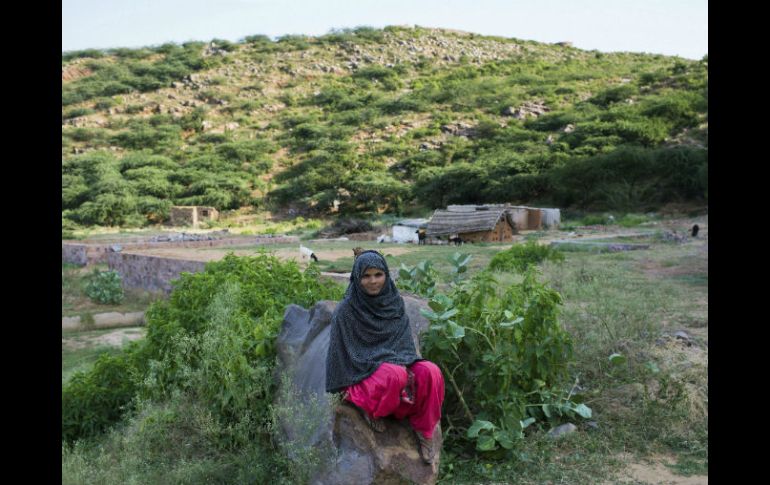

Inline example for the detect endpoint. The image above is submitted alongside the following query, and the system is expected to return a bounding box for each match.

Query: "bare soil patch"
[128,245,417,263]
[604,454,707,485]
[62,327,146,351]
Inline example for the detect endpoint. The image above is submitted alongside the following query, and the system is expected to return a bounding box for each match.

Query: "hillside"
[62,26,708,228]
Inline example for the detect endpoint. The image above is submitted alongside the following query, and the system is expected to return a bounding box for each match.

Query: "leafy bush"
[397,261,438,298]
[353,65,404,90]
[84,270,125,304]
[61,215,82,239]
[276,34,311,50]
[93,97,116,110]
[488,241,565,273]
[64,127,106,143]
[63,107,94,119]
[135,196,173,223]
[215,139,276,168]
[589,84,638,107]
[345,171,409,213]
[62,43,209,105]
[111,123,182,152]
[62,49,105,62]
[421,269,584,454]
[547,146,707,210]
[62,352,138,442]
[123,104,145,114]
[321,26,386,44]
[73,193,139,226]
[62,254,344,444]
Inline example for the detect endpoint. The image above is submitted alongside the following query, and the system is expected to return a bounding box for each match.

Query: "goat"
[299,245,318,262]
[448,235,464,246]
[691,224,700,238]
[416,229,426,245]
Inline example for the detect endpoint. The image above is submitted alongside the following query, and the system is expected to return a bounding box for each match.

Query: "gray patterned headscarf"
[325,250,421,393]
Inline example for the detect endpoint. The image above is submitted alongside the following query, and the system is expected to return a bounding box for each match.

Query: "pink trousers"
[345,361,445,439]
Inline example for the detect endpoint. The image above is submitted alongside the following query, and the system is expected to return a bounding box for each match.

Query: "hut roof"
[394,218,429,228]
[426,208,511,235]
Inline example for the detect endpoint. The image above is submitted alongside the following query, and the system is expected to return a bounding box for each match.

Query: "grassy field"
[61,216,707,484]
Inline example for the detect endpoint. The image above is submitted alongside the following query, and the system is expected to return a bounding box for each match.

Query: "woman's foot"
[415,432,435,464]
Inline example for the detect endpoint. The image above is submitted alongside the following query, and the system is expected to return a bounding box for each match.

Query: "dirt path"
[127,245,416,263]
[62,327,146,351]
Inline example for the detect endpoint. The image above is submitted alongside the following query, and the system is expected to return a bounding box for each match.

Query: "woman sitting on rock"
[325,250,445,464]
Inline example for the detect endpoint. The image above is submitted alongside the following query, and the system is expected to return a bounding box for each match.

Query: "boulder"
[275,296,440,485]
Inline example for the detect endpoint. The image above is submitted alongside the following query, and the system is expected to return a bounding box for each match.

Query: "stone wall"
[63,235,299,266]
[107,252,208,293]
[62,244,88,266]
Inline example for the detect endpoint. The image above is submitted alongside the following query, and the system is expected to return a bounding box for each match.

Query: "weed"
[84,269,125,304]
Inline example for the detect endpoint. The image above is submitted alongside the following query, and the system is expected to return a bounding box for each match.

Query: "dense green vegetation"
[62,233,708,483]
[62,42,216,106]
[62,254,343,444]
[62,27,707,230]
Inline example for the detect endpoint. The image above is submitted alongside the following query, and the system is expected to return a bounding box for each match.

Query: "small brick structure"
[170,206,219,227]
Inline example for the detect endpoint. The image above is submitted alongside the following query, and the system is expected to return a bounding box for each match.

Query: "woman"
[326,250,445,464]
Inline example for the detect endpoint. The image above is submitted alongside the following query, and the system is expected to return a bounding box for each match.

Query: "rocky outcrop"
[502,101,550,119]
[275,296,440,485]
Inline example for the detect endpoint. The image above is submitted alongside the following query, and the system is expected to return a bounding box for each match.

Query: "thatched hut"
[426,207,516,243]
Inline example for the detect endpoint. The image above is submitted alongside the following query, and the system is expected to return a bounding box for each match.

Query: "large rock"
[275,295,441,485]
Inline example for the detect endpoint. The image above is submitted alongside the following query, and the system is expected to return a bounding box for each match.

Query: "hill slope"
[62,26,708,228]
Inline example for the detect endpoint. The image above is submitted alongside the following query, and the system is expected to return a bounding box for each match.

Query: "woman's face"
[360,267,386,296]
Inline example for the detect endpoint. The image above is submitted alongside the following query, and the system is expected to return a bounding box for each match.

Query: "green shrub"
[93,97,116,110]
[243,34,273,45]
[62,254,344,445]
[64,127,106,143]
[215,139,276,167]
[210,38,238,52]
[108,47,155,59]
[84,269,125,304]
[62,49,105,62]
[123,104,144,114]
[73,193,139,226]
[353,65,404,91]
[62,215,82,239]
[111,124,182,152]
[397,261,438,298]
[276,34,311,50]
[421,269,582,454]
[62,43,208,105]
[63,107,94,119]
[488,241,565,273]
[135,196,173,223]
[62,395,293,484]
[589,84,638,107]
[139,255,343,416]
[62,352,138,442]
